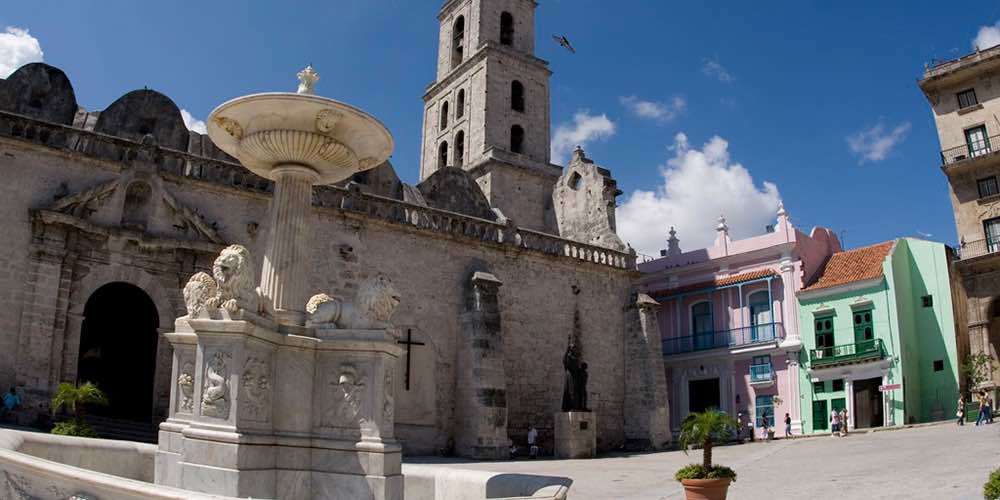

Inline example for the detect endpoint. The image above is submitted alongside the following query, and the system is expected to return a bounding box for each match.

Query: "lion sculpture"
[307,275,400,330]
[183,272,218,318]
[182,244,259,317]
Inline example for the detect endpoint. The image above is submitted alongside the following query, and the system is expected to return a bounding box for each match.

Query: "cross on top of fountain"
[297,65,319,95]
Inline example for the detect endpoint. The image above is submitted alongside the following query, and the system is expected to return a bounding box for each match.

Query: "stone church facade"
[0,0,670,457]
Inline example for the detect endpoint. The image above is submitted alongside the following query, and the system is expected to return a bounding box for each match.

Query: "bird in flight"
[552,34,576,54]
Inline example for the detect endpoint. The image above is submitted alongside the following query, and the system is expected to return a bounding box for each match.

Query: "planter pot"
[680,478,732,500]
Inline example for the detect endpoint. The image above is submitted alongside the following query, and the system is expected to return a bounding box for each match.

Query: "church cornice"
[423,43,551,101]
[465,147,562,180]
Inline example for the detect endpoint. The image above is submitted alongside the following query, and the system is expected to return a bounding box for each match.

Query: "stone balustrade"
[0,110,637,271]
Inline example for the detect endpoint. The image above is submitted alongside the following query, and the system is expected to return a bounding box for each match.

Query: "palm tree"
[51,382,108,422]
[678,410,738,469]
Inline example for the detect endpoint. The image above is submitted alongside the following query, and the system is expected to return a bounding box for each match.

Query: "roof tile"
[802,241,895,292]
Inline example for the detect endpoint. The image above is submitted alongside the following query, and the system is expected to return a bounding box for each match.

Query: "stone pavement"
[408,423,1000,499]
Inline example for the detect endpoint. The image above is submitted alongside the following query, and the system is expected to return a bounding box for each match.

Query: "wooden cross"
[396,328,425,391]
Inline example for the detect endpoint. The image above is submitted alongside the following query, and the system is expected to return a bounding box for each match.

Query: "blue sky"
[2,1,999,256]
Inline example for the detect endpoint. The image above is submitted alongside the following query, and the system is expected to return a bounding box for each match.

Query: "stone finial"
[666,226,681,256]
[297,65,319,95]
[572,145,586,163]
[716,215,728,234]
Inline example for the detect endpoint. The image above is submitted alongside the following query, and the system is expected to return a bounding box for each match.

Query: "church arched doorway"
[77,282,160,421]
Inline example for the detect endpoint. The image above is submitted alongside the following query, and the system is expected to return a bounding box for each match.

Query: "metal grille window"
[978,176,999,198]
[967,126,992,158]
[958,88,979,109]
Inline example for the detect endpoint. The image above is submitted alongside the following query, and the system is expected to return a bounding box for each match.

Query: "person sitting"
[1,386,21,420]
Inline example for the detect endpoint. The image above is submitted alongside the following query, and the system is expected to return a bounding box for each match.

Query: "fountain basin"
[208,93,393,185]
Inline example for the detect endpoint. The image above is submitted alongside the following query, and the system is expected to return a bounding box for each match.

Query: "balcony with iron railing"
[808,339,887,368]
[661,323,785,356]
[941,134,999,167]
[956,237,1000,261]
[749,363,775,387]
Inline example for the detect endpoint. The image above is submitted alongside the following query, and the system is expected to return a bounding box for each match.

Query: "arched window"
[456,89,466,119]
[511,80,525,112]
[510,125,525,154]
[455,131,465,166]
[500,12,515,46]
[452,16,465,69]
[438,141,449,170]
[440,101,449,130]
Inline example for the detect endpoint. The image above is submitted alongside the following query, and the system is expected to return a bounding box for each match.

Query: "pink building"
[637,204,840,435]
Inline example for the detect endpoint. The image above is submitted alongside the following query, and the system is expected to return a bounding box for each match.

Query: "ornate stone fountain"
[154,67,404,499]
[207,65,393,327]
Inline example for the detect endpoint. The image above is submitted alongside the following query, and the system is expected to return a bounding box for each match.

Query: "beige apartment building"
[919,43,1000,390]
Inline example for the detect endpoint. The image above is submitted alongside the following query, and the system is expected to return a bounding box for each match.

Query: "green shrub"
[674,464,737,482]
[51,420,99,438]
[985,468,1000,500]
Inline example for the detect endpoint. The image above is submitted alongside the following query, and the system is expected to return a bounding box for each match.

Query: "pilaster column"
[845,378,854,431]
[259,165,319,326]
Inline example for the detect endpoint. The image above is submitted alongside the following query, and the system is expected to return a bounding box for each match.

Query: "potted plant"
[50,382,108,438]
[675,410,738,500]
[986,467,1000,500]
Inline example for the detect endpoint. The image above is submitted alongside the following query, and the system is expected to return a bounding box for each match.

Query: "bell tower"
[420,0,561,231]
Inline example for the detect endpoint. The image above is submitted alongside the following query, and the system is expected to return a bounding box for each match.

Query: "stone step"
[78,415,159,443]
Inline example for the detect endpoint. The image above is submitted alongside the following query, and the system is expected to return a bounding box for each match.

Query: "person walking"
[976,391,988,426]
[830,408,840,437]
[987,395,995,425]
[957,394,966,426]
[527,425,539,458]
[736,412,744,442]
[784,413,793,439]
[839,408,849,437]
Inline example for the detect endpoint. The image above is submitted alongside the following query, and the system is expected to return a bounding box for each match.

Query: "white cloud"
[846,121,911,164]
[617,133,781,256]
[0,27,43,78]
[181,109,207,134]
[973,21,1000,51]
[551,110,616,165]
[619,95,686,123]
[701,58,733,83]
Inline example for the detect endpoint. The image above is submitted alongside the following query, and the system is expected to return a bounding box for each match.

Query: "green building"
[795,238,959,434]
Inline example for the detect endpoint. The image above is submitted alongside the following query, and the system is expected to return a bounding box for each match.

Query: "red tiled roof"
[802,241,895,292]
[650,269,777,298]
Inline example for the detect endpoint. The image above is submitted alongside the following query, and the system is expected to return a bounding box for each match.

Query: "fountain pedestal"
[156,317,403,499]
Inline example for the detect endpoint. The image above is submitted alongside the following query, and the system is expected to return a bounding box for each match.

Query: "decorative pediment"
[35,172,225,251]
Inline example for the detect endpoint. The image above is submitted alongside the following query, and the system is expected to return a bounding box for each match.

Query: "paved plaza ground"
[411,422,1000,499]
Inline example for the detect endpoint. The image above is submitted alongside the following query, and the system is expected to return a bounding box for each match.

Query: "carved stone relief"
[383,366,394,428]
[177,360,195,414]
[323,363,367,429]
[201,350,231,419]
[241,355,272,423]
